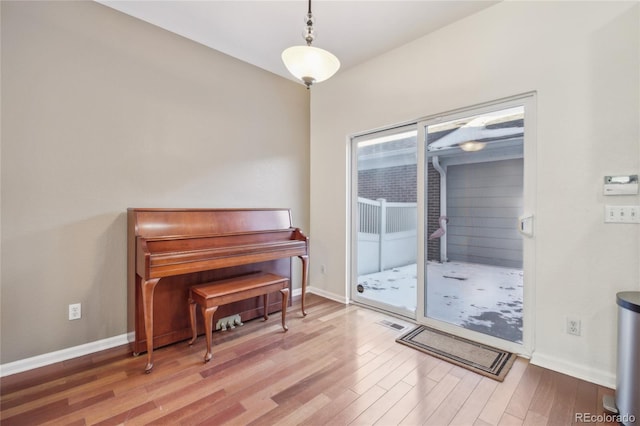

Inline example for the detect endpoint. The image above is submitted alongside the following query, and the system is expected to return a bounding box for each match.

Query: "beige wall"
[310,1,639,387]
[1,1,309,364]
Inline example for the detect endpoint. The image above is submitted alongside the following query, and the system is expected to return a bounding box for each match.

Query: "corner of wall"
[307,286,349,305]
[530,351,616,389]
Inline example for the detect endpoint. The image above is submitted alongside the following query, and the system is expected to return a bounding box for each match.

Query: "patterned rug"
[396,325,516,381]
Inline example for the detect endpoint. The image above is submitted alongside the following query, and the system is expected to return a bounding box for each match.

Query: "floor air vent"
[377,319,409,331]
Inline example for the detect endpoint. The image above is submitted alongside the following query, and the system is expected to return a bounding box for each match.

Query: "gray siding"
[446,159,523,268]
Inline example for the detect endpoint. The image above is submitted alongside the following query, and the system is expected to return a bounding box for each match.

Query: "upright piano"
[127,208,309,372]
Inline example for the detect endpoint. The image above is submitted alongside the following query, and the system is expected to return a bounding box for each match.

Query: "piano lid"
[128,208,294,239]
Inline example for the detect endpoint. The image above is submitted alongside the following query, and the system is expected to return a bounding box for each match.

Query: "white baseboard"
[0,334,131,378]
[306,286,349,304]
[530,351,616,389]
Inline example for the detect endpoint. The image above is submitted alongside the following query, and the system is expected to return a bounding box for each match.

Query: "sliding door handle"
[518,214,534,237]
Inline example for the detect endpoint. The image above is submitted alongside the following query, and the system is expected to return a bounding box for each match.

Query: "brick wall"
[426,163,441,262]
[358,164,417,203]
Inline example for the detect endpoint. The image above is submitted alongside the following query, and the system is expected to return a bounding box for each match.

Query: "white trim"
[531,351,615,389]
[0,334,131,378]
[307,286,349,304]
[416,122,426,326]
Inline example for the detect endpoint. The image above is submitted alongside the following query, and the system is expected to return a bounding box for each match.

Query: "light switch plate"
[605,205,640,223]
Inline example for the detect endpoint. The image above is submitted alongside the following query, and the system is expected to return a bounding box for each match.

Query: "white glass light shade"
[459,141,487,152]
[282,45,340,86]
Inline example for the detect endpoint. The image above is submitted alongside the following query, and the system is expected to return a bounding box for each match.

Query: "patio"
[357,261,524,343]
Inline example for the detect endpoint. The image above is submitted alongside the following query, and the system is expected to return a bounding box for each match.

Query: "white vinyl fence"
[357,197,417,275]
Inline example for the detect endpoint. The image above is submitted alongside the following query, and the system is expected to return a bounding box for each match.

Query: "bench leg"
[280,288,289,332]
[188,297,197,346]
[202,305,218,363]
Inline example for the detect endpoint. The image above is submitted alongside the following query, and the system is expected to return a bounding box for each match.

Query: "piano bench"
[188,272,290,363]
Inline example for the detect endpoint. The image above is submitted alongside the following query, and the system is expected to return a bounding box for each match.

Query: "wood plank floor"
[1,294,617,425]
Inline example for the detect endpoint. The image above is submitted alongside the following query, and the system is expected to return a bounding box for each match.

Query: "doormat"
[396,325,516,381]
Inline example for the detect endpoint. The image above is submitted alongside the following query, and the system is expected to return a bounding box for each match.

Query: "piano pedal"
[216,314,243,332]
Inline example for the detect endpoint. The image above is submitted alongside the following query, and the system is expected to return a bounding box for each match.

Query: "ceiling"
[98,1,499,85]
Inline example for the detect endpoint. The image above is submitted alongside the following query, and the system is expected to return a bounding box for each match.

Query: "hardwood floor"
[1,294,616,425]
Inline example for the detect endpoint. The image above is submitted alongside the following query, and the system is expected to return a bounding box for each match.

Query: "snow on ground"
[357,261,524,343]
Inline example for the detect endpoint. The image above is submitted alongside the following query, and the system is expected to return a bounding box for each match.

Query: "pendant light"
[282,0,340,88]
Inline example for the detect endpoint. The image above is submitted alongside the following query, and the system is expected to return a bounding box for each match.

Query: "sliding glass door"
[351,94,535,354]
[419,96,535,354]
[351,125,418,318]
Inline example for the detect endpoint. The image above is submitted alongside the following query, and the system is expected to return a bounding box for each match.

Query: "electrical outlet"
[69,303,81,320]
[567,317,581,336]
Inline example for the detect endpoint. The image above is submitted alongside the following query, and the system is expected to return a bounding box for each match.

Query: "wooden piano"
[127,208,309,372]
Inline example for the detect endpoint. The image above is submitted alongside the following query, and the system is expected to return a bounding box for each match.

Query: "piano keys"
[127,208,309,372]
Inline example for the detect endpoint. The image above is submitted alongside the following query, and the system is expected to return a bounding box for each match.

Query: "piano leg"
[141,278,160,373]
[280,288,289,331]
[298,255,309,316]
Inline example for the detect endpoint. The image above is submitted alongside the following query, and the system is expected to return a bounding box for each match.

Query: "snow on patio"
[357,261,524,343]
